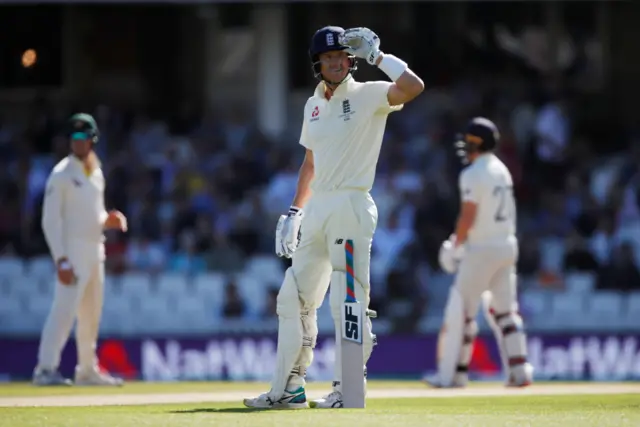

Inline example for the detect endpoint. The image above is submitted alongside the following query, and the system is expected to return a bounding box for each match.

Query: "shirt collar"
[68,155,84,170]
[474,153,494,165]
[314,75,355,99]
[68,154,101,174]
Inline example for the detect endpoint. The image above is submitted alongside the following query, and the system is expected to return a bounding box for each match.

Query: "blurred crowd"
[1,49,639,326]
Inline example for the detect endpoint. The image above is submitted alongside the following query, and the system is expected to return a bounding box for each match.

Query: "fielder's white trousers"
[36,240,105,373]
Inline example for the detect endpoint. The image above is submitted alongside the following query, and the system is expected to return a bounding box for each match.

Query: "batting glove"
[438,235,465,274]
[275,206,304,258]
[339,27,382,65]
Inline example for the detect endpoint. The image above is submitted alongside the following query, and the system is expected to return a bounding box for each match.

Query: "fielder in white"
[429,117,533,388]
[243,26,423,409]
[32,113,128,386]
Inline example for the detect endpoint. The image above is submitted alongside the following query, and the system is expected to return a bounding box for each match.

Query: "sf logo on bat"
[342,302,363,344]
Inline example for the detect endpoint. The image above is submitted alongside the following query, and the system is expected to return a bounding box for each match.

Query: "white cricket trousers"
[293,189,378,317]
[36,239,105,373]
[279,188,378,393]
[454,238,519,318]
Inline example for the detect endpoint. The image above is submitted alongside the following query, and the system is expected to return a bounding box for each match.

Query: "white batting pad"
[269,269,304,400]
[437,286,465,387]
[481,291,509,376]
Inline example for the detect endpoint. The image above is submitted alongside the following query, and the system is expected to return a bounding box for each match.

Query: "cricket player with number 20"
[428,118,533,388]
[243,26,423,409]
[32,113,127,386]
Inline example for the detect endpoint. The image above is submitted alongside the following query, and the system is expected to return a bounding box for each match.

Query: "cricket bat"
[341,239,366,408]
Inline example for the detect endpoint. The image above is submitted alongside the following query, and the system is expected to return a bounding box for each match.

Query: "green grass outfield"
[0,381,638,427]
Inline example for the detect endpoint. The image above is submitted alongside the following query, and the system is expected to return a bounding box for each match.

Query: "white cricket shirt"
[299,76,403,192]
[459,153,516,245]
[41,155,108,262]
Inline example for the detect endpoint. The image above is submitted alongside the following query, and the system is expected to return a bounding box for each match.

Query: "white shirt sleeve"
[41,171,67,262]
[299,117,311,149]
[362,81,404,114]
[459,168,481,204]
[98,171,108,226]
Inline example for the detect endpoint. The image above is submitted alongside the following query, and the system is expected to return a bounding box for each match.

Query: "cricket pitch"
[0,381,638,407]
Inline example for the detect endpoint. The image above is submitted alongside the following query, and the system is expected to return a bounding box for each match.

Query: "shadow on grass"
[169,408,271,414]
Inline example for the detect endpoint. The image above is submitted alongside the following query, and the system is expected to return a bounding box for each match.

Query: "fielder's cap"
[68,113,99,141]
[71,132,89,140]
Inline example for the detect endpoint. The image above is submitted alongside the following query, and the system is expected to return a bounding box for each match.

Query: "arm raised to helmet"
[375,54,424,106]
[340,27,424,106]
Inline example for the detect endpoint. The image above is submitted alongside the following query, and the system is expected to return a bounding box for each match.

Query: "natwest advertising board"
[1,334,640,382]
[527,335,640,381]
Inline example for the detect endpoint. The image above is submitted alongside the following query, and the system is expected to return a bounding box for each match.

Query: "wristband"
[377,54,408,82]
[288,206,302,216]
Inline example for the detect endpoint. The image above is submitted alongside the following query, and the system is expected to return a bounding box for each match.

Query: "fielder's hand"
[340,27,382,65]
[438,235,465,274]
[56,258,77,286]
[275,207,304,258]
[104,210,128,232]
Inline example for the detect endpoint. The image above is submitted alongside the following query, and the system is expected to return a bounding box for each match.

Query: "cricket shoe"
[506,363,534,388]
[309,391,343,408]
[74,367,124,386]
[243,387,309,409]
[32,369,72,386]
[422,374,466,388]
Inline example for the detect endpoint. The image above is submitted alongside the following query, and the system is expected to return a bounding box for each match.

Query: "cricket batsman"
[243,26,423,409]
[427,117,533,388]
[32,113,127,386]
